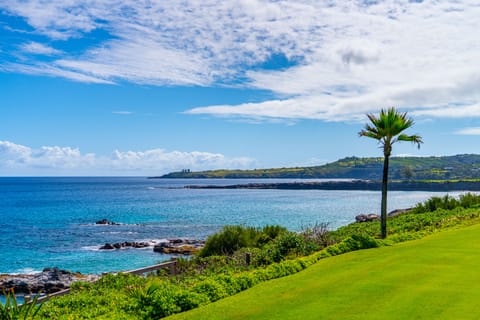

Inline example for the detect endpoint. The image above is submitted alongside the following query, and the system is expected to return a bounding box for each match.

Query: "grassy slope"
[168,224,480,320]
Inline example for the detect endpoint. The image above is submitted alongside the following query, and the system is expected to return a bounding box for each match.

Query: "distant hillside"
[156,154,480,180]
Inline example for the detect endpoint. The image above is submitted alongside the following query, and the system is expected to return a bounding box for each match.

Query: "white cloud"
[110,149,254,173]
[0,141,95,171]
[1,1,480,121]
[21,41,61,55]
[455,127,480,136]
[412,103,480,119]
[0,62,114,84]
[0,141,256,176]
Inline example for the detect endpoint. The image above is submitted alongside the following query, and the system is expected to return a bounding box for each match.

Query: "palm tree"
[359,107,423,238]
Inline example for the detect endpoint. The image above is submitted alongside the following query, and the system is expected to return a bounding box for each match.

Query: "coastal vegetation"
[157,154,480,181]
[168,223,480,320]
[359,107,423,238]
[23,193,480,319]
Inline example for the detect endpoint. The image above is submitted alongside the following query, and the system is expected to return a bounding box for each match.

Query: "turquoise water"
[0,177,460,275]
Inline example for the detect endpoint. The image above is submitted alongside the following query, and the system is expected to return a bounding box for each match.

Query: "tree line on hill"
[158,154,480,181]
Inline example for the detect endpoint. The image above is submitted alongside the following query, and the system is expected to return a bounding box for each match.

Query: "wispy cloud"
[21,41,61,55]
[0,140,256,176]
[1,1,479,121]
[455,127,480,136]
[412,103,480,119]
[0,62,114,84]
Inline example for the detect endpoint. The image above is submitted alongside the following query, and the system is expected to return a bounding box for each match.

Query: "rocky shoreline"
[184,180,480,191]
[0,268,99,295]
[1,216,206,295]
[95,220,205,254]
[0,237,205,295]
[98,238,205,255]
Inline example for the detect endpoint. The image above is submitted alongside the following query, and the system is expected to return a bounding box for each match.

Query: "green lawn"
[167,224,480,319]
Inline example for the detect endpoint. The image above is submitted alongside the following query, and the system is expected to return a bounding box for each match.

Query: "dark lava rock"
[153,239,205,255]
[95,219,120,225]
[99,241,151,250]
[355,214,380,223]
[0,268,98,294]
[388,208,413,217]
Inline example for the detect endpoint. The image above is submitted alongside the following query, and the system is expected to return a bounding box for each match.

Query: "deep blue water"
[0,177,461,275]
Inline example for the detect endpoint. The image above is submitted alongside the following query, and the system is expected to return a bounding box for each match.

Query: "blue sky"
[1,1,480,176]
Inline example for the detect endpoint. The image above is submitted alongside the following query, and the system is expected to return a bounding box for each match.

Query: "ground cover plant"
[31,193,480,319]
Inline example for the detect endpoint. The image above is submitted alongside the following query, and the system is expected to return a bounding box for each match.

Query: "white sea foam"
[99,231,139,235]
[8,268,42,275]
[82,245,101,251]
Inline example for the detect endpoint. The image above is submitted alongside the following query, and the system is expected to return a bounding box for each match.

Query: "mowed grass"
[167,224,480,320]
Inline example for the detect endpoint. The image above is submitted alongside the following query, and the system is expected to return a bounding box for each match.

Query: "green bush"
[413,193,480,214]
[234,272,259,291]
[192,278,228,302]
[258,225,288,245]
[199,225,264,257]
[199,225,291,258]
[173,290,208,312]
[327,234,379,256]
[129,280,180,319]
[459,193,480,208]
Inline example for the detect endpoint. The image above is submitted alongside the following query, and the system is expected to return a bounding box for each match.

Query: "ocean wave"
[99,231,139,235]
[79,223,145,227]
[8,268,42,275]
[81,245,102,251]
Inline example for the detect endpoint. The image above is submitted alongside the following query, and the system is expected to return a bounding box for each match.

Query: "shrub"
[412,193,480,213]
[199,225,290,257]
[129,280,180,319]
[192,278,228,302]
[301,222,333,248]
[174,290,208,312]
[276,232,308,256]
[234,272,259,290]
[258,225,288,245]
[327,234,378,256]
[421,195,457,212]
[459,193,480,208]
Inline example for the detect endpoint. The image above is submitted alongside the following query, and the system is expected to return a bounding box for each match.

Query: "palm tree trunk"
[381,155,389,239]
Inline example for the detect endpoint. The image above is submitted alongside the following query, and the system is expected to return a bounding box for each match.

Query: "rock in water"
[99,241,151,250]
[95,219,120,225]
[153,239,205,255]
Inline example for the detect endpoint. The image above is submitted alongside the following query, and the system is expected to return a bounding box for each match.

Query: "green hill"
[167,223,480,320]
[158,154,480,180]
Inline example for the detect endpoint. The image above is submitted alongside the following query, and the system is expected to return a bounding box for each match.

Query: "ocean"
[0,177,461,275]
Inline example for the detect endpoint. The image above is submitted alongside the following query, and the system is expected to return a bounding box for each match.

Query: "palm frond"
[359,107,423,151]
[397,134,423,148]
